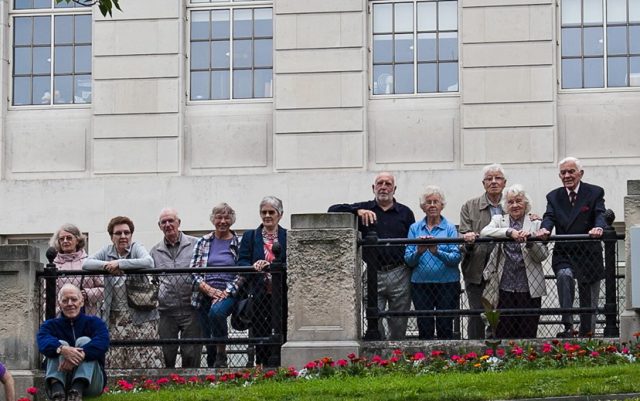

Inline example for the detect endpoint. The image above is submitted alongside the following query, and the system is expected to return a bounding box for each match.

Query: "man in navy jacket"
[538,157,606,337]
[38,283,110,401]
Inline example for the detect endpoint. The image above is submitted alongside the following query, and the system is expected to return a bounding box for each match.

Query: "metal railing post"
[268,245,285,367]
[44,247,58,320]
[362,231,382,340]
[602,209,619,337]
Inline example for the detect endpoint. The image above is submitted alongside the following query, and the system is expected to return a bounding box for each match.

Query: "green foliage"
[55,0,121,17]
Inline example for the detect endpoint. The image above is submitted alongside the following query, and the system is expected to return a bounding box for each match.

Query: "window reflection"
[584,57,604,87]
[608,57,628,86]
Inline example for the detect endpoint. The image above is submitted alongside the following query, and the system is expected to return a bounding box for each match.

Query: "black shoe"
[67,389,83,401]
[51,392,65,401]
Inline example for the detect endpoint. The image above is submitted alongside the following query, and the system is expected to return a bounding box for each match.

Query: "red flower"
[264,370,277,379]
[371,355,382,363]
[431,350,444,358]
[465,352,478,360]
[497,349,505,357]
[304,361,317,369]
[336,359,348,367]
[390,356,399,363]
[347,353,357,360]
[484,349,493,356]
[413,352,426,360]
[27,387,38,395]
[392,349,403,356]
[590,351,600,357]
[156,377,170,385]
[17,398,30,401]
[542,343,553,353]
[188,376,200,383]
[205,375,216,383]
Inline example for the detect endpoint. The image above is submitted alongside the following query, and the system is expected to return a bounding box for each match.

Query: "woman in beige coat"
[481,184,548,338]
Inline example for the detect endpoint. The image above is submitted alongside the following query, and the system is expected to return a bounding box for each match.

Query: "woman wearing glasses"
[83,216,160,368]
[50,224,104,316]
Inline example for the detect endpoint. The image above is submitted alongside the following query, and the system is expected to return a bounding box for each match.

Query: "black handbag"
[125,274,159,311]
[231,294,253,331]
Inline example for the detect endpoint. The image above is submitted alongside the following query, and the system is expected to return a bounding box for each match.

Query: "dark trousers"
[496,290,541,339]
[412,282,460,340]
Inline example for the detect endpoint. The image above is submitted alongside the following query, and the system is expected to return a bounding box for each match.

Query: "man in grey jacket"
[150,208,201,368]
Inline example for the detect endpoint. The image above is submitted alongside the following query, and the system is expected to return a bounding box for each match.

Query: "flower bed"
[100,334,640,395]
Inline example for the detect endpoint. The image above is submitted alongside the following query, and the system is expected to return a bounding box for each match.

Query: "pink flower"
[390,356,399,363]
[156,377,170,385]
[371,355,382,363]
[305,361,318,369]
[512,347,523,356]
[622,347,630,354]
[413,352,426,360]
[590,351,600,358]
[484,349,493,356]
[205,375,216,383]
[17,398,30,401]
[26,387,38,395]
[431,350,444,357]
[465,352,478,359]
[188,376,200,383]
[336,359,348,367]
[347,353,357,360]
[497,349,505,357]
[451,355,461,362]
[542,343,553,353]
[392,349,403,356]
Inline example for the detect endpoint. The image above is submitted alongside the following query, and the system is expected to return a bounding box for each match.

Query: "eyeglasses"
[159,218,176,225]
[260,210,278,216]
[483,176,505,183]
[58,235,75,243]
[560,169,577,175]
[112,231,132,237]
[423,200,441,206]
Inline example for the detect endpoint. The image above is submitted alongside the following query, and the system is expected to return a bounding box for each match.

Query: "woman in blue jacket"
[238,196,287,367]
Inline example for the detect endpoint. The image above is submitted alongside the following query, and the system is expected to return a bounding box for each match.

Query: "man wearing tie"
[538,157,606,337]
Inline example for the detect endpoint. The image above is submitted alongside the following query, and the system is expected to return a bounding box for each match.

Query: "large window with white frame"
[371,0,458,95]
[561,0,640,88]
[11,0,92,106]
[188,0,273,101]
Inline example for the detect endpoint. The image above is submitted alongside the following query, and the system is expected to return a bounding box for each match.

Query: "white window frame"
[186,0,274,104]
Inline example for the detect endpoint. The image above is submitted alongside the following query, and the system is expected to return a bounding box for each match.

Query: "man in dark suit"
[538,157,606,337]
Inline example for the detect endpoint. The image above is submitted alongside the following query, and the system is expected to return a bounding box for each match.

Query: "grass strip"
[99,364,640,401]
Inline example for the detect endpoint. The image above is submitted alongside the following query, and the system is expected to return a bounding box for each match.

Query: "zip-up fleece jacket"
[37,312,110,385]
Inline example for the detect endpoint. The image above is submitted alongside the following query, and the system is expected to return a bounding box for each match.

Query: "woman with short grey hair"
[481,184,548,338]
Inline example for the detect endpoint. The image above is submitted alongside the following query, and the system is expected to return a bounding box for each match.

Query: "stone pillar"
[0,245,43,401]
[621,180,640,342]
[281,213,361,368]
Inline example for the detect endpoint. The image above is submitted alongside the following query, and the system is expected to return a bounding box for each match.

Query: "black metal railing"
[360,225,624,341]
[37,262,286,369]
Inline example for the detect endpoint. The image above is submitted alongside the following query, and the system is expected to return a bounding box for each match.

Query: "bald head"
[158,207,182,243]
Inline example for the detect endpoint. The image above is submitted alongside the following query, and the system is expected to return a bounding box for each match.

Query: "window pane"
[254,8,272,37]
[191,71,210,100]
[54,45,73,74]
[630,56,640,86]
[233,39,252,68]
[373,64,393,94]
[607,26,628,55]
[584,0,603,23]
[191,41,210,69]
[233,9,252,38]
[439,1,458,30]
[608,56,628,86]
[373,34,393,63]
[584,57,604,87]
[394,2,413,32]
[562,58,582,88]
[75,45,91,73]
[34,16,51,45]
[394,63,413,94]
[233,69,252,98]
[54,75,73,104]
[439,62,458,91]
[417,32,436,61]
[33,47,51,74]
[75,15,91,43]
[417,63,437,92]
[33,75,50,104]
[562,27,582,57]
[394,33,413,63]
[75,74,91,103]
[631,0,640,22]
[13,77,31,105]
[55,15,73,45]
[212,70,230,99]
[14,17,32,46]
[630,26,640,53]
[14,47,32,75]
[373,3,393,33]
[584,27,604,56]
[562,0,582,24]
[211,41,230,68]
[254,68,272,98]
[34,0,49,7]
[14,0,33,10]
[254,38,272,67]
[191,11,210,40]
[212,10,230,39]
[607,0,627,23]
[439,32,458,60]
[417,2,437,31]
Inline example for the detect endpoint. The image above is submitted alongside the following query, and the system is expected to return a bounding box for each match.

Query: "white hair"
[559,156,583,171]
[419,185,447,207]
[482,163,506,180]
[58,283,82,302]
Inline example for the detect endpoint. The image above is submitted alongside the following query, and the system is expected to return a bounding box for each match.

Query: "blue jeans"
[412,282,460,340]
[45,337,104,398]
[208,296,238,338]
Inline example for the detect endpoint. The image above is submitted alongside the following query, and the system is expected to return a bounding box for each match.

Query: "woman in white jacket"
[481,184,549,338]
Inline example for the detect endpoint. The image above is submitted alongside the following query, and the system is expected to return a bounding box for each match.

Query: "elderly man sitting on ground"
[37,283,110,401]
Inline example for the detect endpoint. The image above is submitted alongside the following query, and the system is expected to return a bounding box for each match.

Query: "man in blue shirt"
[329,172,415,339]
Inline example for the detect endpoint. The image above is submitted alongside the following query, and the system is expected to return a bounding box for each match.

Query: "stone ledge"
[291,213,357,230]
